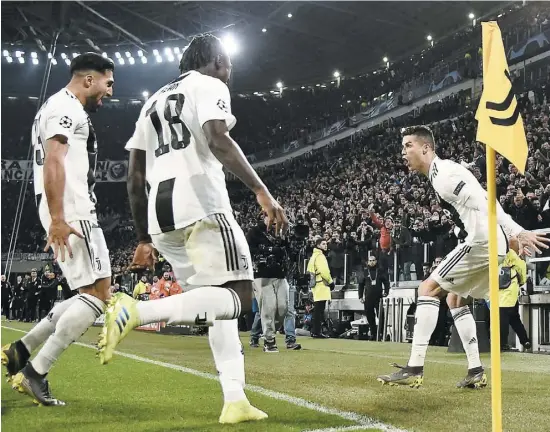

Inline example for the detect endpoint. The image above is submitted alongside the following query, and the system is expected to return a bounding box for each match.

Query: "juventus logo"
[485,70,520,127]
[241,255,249,270]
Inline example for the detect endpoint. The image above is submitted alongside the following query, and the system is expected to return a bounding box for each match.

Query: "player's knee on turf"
[418,278,445,298]
[223,280,254,314]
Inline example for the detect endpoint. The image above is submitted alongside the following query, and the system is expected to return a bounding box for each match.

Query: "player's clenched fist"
[129,242,158,272]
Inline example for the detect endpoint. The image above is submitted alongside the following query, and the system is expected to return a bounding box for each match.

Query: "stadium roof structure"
[2,1,513,92]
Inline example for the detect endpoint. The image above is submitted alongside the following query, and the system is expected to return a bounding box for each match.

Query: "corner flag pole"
[486,147,503,432]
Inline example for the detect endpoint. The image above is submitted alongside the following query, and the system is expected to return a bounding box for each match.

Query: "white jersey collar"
[428,155,440,179]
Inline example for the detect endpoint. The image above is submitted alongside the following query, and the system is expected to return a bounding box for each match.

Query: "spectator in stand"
[133,275,149,300]
[1,275,13,320]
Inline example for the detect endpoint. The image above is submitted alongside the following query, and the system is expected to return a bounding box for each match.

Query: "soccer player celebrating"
[98,34,287,423]
[2,53,115,405]
[378,126,549,388]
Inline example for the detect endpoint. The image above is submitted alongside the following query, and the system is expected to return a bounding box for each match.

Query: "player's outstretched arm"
[43,136,83,262]
[127,148,157,271]
[203,120,288,236]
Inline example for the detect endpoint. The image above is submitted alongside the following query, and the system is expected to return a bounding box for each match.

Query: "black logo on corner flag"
[485,70,520,127]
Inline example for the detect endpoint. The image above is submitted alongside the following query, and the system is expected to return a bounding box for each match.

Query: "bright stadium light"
[427,35,432,41]
[153,49,159,56]
[65,58,71,66]
[32,58,39,65]
[102,52,108,58]
[262,28,267,33]
[222,34,238,55]
[6,57,13,63]
[142,91,149,98]
[118,58,125,65]
[115,52,121,58]
[287,13,292,18]
[383,56,388,63]
[15,51,23,58]
[468,12,475,19]
[276,81,283,89]
[51,58,57,65]
[167,54,174,62]
[137,50,143,57]
[156,56,162,63]
[174,47,181,54]
[2,50,8,57]
[72,53,78,58]
[333,70,340,78]
[18,57,24,64]
[301,86,305,89]
[47,52,53,59]
[61,53,67,59]
[128,57,135,65]
[31,52,37,59]
[164,47,172,55]
[141,56,147,64]
[125,51,131,58]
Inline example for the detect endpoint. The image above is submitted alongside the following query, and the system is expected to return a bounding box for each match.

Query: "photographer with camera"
[247,216,301,352]
[307,238,334,338]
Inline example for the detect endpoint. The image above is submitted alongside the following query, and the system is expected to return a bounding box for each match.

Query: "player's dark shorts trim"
[156,178,176,233]
[215,213,239,272]
[439,244,471,278]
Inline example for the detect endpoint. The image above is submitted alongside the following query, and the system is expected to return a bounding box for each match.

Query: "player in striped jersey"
[98,34,288,424]
[378,125,549,389]
[2,53,115,405]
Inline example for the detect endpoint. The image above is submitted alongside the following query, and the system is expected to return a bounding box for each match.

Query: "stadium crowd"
[2,2,550,317]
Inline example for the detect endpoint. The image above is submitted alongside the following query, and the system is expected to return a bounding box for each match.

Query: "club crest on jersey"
[217,99,229,113]
[241,255,249,270]
[59,116,73,129]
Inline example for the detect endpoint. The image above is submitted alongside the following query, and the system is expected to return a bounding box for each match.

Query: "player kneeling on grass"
[96,34,289,424]
[377,126,549,389]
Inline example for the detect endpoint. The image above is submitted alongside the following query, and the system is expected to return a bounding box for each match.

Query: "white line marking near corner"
[3,325,409,432]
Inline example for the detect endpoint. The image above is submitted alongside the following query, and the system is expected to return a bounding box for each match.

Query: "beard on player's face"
[84,94,102,112]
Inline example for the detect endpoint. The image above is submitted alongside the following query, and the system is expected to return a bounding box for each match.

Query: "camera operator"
[247,216,301,352]
[307,238,334,338]
[358,255,389,340]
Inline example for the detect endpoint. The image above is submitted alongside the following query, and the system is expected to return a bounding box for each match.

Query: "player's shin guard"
[209,319,247,403]
[20,295,80,354]
[407,296,440,367]
[136,287,241,326]
[451,306,482,370]
[30,294,104,375]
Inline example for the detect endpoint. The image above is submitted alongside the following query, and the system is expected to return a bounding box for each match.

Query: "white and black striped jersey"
[125,71,235,235]
[32,88,98,225]
[428,156,523,253]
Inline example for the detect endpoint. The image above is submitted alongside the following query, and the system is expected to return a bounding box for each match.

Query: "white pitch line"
[303,426,374,432]
[3,326,409,432]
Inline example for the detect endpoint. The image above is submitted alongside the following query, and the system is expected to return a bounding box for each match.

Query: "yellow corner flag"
[475,21,528,174]
[475,22,528,432]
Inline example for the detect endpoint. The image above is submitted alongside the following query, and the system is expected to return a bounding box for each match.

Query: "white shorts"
[42,220,112,290]
[151,212,253,287]
[431,230,508,299]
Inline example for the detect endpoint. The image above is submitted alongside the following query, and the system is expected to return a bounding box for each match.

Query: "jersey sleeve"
[195,77,236,131]
[437,164,524,237]
[125,113,148,151]
[43,102,79,144]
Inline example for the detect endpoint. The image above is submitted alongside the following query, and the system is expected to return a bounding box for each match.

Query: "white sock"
[136,287,240,326]
[21,295,80,353]
[31,294,105,375]
[451,306,482,370]
[209,319,247,403]
[408,296,440,367]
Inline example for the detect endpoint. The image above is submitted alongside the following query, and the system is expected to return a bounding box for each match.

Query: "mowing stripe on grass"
[3,326,408,432]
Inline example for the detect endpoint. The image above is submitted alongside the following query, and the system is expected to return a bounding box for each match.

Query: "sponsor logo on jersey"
[217,99,229,113]
[453,181,466,196]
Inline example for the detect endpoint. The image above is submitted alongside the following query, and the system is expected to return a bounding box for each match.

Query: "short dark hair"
[401,125,436,150]
[179,33,224,73]
[70,52,115,75]
[315,238,325,247]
